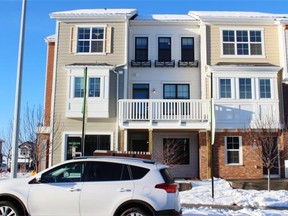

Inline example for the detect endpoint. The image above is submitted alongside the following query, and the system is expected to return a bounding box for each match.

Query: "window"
[88,78,100,97]
[181,37,194,62]
[74,77,101,98]
[158,37,171,61]
[163,138,190,165]
[84,162,131,181]
[77,27,105,53]
[135,37,148,61]
[84,135,111,156]
[163,84,189,99]
[239,78,252,99]
[220,79,231,98]
[74,77,84,98]
[225,136,242,165]
[222,30,263,56]
[41,162,85,183]
[260,79,271,98]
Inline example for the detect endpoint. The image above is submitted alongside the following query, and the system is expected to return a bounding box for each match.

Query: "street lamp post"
[11,0,27,178]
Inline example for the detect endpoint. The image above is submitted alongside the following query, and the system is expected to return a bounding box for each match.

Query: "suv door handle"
[117,188,131,192]
[67,187,81,192]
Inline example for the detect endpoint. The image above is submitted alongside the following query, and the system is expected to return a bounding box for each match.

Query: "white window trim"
[220,28,265,58]
[225,136,243,165]
[219,78,233,99]
[75,24,107,55]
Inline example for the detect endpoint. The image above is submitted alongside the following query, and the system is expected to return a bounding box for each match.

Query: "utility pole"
[11,0,27,178]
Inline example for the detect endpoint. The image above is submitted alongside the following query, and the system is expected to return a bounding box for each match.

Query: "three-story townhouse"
[189,11,286,179]
[119,14,210,178]
[48,9,137,164]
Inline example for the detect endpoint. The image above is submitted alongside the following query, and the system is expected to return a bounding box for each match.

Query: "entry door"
[133,84,149,99]
[132,84,149,119]
[263,137,280,178]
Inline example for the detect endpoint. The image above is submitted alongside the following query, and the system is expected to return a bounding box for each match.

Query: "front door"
[263,137,280,178]
[132,84,149,119]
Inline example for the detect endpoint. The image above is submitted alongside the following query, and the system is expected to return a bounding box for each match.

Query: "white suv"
[0,156,182,216]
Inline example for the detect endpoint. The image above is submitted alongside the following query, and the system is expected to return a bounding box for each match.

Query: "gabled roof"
[50,9,137,21]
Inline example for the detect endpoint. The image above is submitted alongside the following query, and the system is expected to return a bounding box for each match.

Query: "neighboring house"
[44,8,288,179]
[16,142,35,172]
[123,14,208,178]
[189,11,287,179]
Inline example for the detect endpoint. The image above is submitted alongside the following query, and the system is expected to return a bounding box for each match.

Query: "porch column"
[148,129,153,153]
[120,129,125,151]
[207,131,212,178]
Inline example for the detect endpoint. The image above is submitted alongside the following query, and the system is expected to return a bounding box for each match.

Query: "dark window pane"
[236,31,248,42]
[227,151,239,164]
[223,44,235,55]
[250,44,262,55]
[135,37,148,61]
[220,79,231,98]
[130,166,149,180]
[250,31,261,42]
[223,30,235,42]
[163,138,190,165]
[181,37,194,61]
[239,78,252,99]
[237,44,249,55]
[158,37,171,61]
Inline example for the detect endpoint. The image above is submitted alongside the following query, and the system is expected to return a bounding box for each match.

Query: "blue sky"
[1,0,288,134]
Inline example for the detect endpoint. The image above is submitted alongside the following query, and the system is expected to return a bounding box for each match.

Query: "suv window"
[130,165,149,180]
[41,162,85,183]
[84,162,130,181]
[160,168,174,183]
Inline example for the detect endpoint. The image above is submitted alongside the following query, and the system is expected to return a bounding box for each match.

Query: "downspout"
[49,20,60,166]
[112,14,130,150]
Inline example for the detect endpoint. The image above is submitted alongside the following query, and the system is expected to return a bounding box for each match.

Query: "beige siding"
[52,22,126,164]
[209,25,280,65]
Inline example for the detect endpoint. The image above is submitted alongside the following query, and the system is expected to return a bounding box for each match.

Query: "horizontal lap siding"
[52,22,126,164]
[210,25,280,65]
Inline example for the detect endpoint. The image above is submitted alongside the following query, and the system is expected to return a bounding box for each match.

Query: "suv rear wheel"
[120,207,148,216]
[0,201,22,216]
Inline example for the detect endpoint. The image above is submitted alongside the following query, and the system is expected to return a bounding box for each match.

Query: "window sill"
[178,60,198,67]
[131,60,151,67]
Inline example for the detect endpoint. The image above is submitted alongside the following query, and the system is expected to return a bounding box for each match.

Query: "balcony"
[131,60,152,67]
[119,99,210,129]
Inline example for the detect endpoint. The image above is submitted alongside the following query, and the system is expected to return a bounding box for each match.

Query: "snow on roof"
[188,11,288,19]
[50,9,137,18]
[134,14,197,21]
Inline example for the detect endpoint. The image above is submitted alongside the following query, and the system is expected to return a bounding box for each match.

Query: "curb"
[181,204,288,211]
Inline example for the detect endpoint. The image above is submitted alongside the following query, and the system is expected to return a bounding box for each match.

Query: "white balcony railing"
[119,99,210,129]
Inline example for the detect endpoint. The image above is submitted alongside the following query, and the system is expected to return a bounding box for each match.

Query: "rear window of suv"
[160,168,174,183]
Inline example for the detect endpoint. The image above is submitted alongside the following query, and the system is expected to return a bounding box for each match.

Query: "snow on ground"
[1,173,288,215]
[178,178,288,215]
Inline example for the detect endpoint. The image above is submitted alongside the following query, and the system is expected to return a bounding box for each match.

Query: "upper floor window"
[181,37,195,62]
[135,37,148,61]
[77,27,105,53]
[158,37,171,61]
[163,84,189,99]
[74,77,101,98]
[220,79,231,98]
[259,79,271,98]
[239,78,252,99]
[225,136,242,165]
[222,29,263,56]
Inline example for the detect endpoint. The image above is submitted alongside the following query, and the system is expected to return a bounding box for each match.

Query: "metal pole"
[81,67,88,156]
[210,72,214,198]
[11,0,27,178]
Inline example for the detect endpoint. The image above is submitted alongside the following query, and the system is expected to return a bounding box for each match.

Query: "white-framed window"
[220,79,231,98]
[259,79,271,98]
[239,78,252,99]
[70,25,112,54]
[73,77,102,98]
[225,136,242,165]
[222,29,263,57]
[77,27,105,53]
